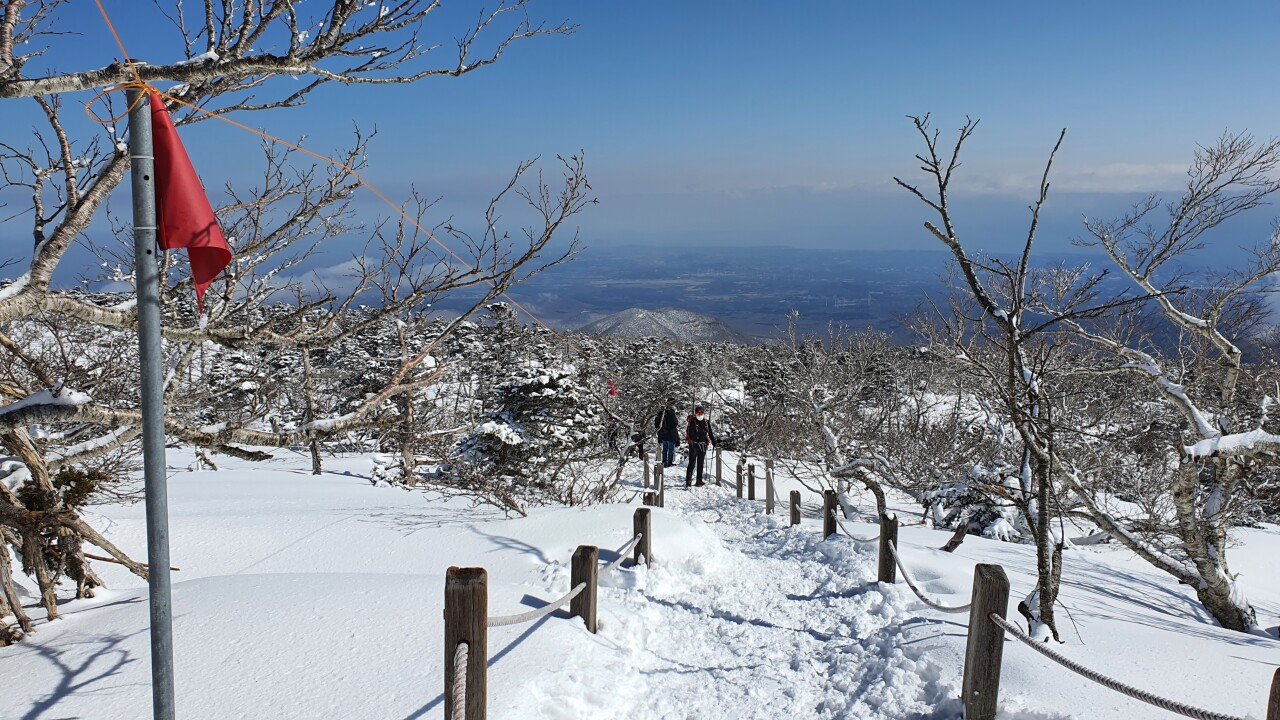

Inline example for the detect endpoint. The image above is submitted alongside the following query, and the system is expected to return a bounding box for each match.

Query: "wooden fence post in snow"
[715,448,722,486]
[765,460,775,507]
[657,464,665,508]
[570,545,599,634]
[1267,667,1280,720]
[444,567,487,720]
[643,452,650,490]
[789,490,801,526]
[645,461,660,506]
[735,460,744,499]
[633,508,652,566]
[962,564,1010,720]
[822,490,837,539]
[765,463,775,515]
[878,513,899,584]
[748,464,756,501]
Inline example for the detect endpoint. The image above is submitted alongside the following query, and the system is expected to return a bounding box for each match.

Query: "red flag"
[148,90,232,310]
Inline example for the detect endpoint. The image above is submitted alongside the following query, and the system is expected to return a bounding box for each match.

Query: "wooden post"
[645,460,659,506]
[735,461,744,499]
[877,513,899,584]
[822,490,836,539]
[789,490,801,526]
[570,545,599,633]
[657,465,665,508]
[444,567,487,720]
[765,464,775,515]
[633,508,652,566]
[962,564,1010,720]
[1268,667,1280,720]
[748,464,756,500]
[715,448,722,486]
[643,452,650,490]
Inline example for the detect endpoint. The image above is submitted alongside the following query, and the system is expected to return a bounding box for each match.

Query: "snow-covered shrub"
[922,463,1026,542]
[451,363,606,510]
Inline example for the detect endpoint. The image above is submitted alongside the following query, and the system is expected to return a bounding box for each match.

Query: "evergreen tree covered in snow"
[453,317,606,504]
[454,360,604,506]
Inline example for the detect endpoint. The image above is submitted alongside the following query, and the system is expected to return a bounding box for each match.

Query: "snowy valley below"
[3,448,1276,720]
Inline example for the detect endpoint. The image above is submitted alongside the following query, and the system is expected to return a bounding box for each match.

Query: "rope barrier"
[603,534,642,573]
[990,613,1246,720]
[835,517,878,545]
[450,642,468,719]
[487,582,586,628]
[885,541,971,614]
[462,462,1252,720]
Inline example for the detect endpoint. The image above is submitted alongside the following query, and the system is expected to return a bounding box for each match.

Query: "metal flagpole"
[126,86,177,720]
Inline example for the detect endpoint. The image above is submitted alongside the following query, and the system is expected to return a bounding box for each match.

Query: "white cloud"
[1052,162,1188,193]
[278,258,366,296]
[914,161,1191,196]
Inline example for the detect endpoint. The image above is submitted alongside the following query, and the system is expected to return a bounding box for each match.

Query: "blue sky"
[5,1,1280,260]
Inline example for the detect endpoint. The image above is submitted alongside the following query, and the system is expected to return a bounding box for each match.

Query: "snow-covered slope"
[578,307,754,344]
[2,450,1278,719]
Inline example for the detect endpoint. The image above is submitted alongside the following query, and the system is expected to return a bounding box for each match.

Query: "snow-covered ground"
[3,449,1278,719]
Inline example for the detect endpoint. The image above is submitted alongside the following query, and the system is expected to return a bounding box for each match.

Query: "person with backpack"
[685,405,716,487]
[654,398,680,467]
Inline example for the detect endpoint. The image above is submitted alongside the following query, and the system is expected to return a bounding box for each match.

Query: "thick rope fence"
[441,451,1278,720]
[714,452,1276,720]
[444,506,652,719]
[486,531,644,629]
[989,613,1247,720]
[604,534,644,573]
[450,643,469,720]
[886,540,971,614]
[825,493,1267,719]
[486,583,587,629]
[835,517,878,545]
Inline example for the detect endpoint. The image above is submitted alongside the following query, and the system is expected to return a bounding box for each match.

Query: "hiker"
[604,415,622,452]
[654,398,680,467]
[685,405,717,487]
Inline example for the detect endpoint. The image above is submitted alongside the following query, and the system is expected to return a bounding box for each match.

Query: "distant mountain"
[577,307,755,344]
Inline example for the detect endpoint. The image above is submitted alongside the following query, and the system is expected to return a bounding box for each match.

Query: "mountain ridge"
[576,307,754,344]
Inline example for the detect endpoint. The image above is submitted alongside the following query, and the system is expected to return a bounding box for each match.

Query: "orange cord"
[91,0,143,86]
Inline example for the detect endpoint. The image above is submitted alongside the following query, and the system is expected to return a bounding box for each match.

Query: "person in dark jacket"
[654,398,680,467]
[685,405,716,487]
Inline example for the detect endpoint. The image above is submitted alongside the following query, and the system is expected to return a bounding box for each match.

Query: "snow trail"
[530,481,963,719]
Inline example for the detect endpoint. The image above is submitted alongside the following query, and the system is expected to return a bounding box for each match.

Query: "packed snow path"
[538,481,962,719]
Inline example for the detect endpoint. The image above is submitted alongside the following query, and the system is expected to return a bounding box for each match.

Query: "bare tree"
[894,115,1140,641]
[1048,132,1280,632]
[0,0,583,644]
[754,313,898,518]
